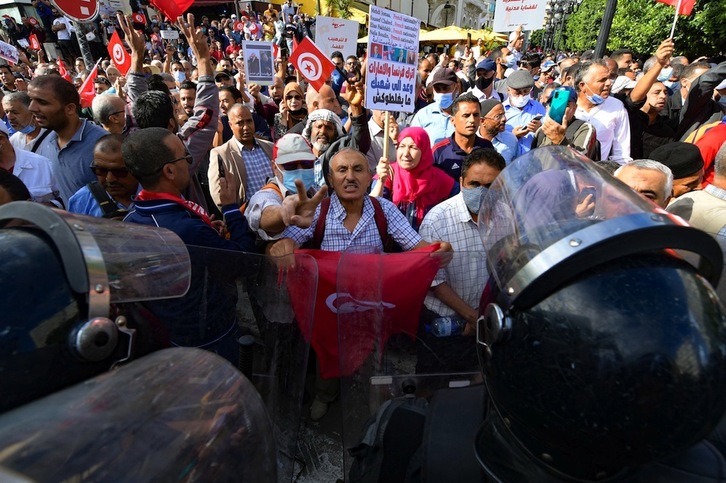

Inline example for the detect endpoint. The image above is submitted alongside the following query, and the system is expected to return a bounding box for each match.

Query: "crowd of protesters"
[0,4,725,421]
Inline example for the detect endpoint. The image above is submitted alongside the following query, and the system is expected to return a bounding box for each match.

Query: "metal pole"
[73,21,94,69]
[594,0,617,59]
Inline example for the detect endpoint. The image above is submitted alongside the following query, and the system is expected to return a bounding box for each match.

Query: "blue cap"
[547,86,577,103]
[476,59,496,72]
[541,60,556,72]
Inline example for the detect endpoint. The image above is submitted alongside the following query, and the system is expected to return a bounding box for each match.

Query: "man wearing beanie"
[649,141,704,198]
[668,143,726,234]
[477,98,519,164]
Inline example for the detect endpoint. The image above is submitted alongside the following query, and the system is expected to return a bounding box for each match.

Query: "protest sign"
[242,41,275,86]
[0,40,19,64]
[314,16,359,60]
[365,5,419,113]
[492,0,547,33]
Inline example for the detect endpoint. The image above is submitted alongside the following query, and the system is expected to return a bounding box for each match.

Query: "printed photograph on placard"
[242,41,275,85]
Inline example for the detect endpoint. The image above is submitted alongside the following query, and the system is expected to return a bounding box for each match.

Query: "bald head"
[313,84,342,116]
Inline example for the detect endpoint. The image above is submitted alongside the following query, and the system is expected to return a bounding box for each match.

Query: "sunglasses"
[90,165,130,178]
[286,94,302,100]
[153,153,193,173]
[280,160,315,170]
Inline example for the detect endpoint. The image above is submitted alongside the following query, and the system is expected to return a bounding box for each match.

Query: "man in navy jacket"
[123,127,256,361]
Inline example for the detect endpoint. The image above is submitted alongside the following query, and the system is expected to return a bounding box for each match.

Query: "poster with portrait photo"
[241,41,275,86]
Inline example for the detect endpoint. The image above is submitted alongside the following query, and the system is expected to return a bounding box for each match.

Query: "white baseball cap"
[273,134,317,165]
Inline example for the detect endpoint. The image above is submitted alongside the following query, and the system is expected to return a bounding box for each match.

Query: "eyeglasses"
[110,110,125,116]
[484,114,506,121]
[286,94,302,100]
[153,153,193,174]
[90,165,130,178]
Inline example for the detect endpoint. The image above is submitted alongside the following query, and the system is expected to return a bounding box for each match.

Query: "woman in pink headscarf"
[371,126,459,230]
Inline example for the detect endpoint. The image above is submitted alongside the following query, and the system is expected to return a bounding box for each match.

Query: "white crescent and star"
[112,44,126,64]
[297,52,321,81]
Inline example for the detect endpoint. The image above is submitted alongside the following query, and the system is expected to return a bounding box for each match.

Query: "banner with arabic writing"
[493,0,547,33]
[365,5,419,114]
[315,16,359,61]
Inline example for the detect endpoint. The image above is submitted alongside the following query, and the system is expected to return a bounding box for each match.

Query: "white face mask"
[509,94,529,109]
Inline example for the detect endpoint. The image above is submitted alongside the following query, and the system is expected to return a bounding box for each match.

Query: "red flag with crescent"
[29,34,41,51]
[107,30,131,75]
[289,37,335,92]
[291,246,440,378]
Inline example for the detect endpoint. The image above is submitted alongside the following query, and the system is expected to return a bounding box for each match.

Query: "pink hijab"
[390,127,455,223]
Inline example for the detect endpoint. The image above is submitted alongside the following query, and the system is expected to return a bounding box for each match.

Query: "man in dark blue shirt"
[432,93,494,181]
[122,127,256,362]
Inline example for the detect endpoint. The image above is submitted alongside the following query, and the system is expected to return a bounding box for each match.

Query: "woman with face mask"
[273,82,307,141]
[371,127,459,231]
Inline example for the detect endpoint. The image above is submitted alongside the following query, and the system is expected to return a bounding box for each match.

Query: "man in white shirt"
[364,109,398,172]
[575,60,631,163]
[51,9,74,62]
[0,122,56,202]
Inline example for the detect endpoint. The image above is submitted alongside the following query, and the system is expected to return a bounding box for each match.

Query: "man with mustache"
[271,148,453,420]
[301,92,370,189]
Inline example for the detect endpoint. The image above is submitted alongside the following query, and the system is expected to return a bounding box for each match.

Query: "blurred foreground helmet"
[0,202,190,413]
[475,147,726,480]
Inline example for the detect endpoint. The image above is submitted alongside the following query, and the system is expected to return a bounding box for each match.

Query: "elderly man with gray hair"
[614,159,673,208]
[302,103,370,189]
[92,93,127,135]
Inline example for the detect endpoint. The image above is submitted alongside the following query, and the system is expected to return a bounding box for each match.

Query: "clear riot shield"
[173,246,317,483]
[0,348,277,482]
[336,247,482,480]
[479,146,723,310]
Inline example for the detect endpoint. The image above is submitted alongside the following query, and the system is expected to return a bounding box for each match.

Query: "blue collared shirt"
[68,183,138,217]
[503,98,546,154]
[492,131,520,164]
[410,103,454,147]
[34,118,109,205]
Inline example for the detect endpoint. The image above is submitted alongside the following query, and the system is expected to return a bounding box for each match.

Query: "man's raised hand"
[280,179,328,228]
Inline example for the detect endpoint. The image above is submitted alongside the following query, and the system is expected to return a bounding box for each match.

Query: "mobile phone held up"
[217,154,225,179]
[549,88,570,125]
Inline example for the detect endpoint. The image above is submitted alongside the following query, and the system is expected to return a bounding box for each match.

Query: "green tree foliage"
[563,0,726,58]
[529,28,545,48]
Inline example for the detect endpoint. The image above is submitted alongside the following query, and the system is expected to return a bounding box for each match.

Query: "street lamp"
[443,1,454,27]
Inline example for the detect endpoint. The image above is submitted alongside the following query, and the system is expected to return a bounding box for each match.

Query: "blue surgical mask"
[282,168,316,192]
[18,123,35,134]
[657,67,673,83]
[461,186,487,214]
[585,84,605,106]
[433,91,455,110]
[172,70,186,82]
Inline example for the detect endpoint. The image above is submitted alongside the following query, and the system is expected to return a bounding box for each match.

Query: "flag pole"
[669,0,682,38]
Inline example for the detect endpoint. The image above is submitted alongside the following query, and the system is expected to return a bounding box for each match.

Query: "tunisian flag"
[107,30,132,75]
[291,246,441,378]
[78,61,100,109]
[57,59,71,81]
[656,0,695,15]
[28,34,41,51]
[150,0,194,21]
[289,37,336,92]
